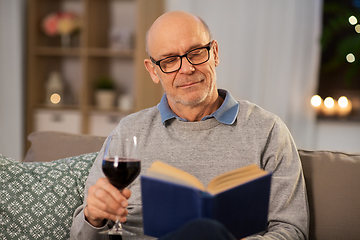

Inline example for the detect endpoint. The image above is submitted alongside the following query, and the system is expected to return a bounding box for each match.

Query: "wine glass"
[100,135,141,236]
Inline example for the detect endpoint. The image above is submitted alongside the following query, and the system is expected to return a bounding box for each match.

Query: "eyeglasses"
[150,41,213,73]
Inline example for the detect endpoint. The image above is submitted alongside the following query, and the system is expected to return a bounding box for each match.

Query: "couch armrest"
[299,149,360,240]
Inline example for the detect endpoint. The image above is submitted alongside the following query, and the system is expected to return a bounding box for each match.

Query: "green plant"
[95,76,115,90]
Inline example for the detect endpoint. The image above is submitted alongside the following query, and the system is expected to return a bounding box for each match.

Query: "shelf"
[35,104,80,110]
[35,47,134,58]
[317,115,360,122]
[86,48,134,58]
[34,108,82,134]
[34,105,134,116]
[36,47,81,56]
[26,0,165,152]
[90,106,133,115]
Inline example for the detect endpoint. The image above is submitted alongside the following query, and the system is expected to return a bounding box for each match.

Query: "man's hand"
[84,177,132,227]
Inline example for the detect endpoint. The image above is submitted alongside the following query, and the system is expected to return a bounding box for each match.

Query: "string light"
[346,53,355,63]
[349,15,358,25]
[355,24,360,33]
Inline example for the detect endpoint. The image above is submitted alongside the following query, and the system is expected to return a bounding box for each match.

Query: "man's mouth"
[177,79,204,88]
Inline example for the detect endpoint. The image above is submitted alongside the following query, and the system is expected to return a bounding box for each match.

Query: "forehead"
[147,13,209,57]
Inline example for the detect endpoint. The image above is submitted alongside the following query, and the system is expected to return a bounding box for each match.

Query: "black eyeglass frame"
[150,41,213,73]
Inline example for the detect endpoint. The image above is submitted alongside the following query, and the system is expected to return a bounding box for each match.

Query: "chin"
[178,91,210,107]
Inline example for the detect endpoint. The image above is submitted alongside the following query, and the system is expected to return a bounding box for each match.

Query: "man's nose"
[178,56,195,74]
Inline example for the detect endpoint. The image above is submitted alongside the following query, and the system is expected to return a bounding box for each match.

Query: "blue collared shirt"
[157,89,239,126]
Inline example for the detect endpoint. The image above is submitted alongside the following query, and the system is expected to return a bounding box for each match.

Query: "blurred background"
[1,0,360,161]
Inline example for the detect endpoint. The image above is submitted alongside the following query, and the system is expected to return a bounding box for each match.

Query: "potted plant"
[94,76,116,110]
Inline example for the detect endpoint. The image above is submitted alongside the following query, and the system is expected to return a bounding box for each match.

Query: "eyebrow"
[158,42,208,59]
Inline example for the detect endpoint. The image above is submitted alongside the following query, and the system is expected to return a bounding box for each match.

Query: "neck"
[169,94,224,122]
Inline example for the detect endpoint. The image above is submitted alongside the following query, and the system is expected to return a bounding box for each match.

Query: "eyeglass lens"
[160,46,210,73]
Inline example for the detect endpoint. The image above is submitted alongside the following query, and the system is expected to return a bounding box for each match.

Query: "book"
[140,161,272,239]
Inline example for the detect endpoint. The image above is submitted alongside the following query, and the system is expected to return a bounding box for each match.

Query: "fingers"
[122,188,132,199]
[86,204,128,223]
[97,178,127,206]
[85,177,132,227]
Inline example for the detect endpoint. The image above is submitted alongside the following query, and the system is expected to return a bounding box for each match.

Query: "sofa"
[1,131,360,240]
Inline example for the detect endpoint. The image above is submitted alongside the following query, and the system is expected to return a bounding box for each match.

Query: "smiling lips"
[179,82,199,88]
[176,78,204,88]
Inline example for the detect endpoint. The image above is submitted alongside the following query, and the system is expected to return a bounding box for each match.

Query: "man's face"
[145,16,220,110]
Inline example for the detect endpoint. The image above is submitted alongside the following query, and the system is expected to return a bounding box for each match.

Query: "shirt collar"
[157,89,239,126]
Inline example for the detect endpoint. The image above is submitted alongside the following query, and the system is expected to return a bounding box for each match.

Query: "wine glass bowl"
[100,135,141,236]
[102,157,141,190]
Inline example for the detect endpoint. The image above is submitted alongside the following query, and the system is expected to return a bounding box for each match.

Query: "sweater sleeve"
[70,206,111,240]
[247,118,309,240]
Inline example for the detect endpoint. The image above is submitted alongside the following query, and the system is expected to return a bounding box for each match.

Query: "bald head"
[146,11,211,56]
[143,11,221,119]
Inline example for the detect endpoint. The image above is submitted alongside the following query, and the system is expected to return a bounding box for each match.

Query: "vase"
[95,90,116,110]
[61,34,71,48]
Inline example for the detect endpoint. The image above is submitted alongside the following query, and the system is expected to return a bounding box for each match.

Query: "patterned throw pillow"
[0,152,97,240]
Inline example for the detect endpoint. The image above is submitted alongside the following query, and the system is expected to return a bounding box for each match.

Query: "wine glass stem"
[114,190,123,231]
[114,218,122,232]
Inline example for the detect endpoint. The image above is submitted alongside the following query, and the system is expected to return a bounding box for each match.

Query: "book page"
[146,161,205,191]
[206,164,268,195]
[207,171,269,195]
[145,161,269,195]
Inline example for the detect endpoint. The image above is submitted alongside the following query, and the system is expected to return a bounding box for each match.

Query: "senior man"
[71,11,309,240]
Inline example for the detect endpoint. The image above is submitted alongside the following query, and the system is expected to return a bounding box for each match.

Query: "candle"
[310,95,323,114]
[322,97,337,116]
[337,96,352,117]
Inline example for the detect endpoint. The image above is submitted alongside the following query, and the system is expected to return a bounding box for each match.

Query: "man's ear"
[212,40,220,67]
[144,59,161,84]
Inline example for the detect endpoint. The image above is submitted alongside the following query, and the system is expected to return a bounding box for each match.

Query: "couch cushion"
[299,150,360,240]
[0,152,97,240]
[24,131,106,162]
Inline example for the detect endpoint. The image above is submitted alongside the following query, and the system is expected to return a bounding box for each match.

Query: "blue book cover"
[140,163,272,239]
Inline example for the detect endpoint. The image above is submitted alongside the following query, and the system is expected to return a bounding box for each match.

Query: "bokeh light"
[338,96,349,108]
[311,95,322,107]
[50,93,61,104]
[346,53,355,63]
[349,15,358,25]
[355,24,360,33]
[324,97,335,108]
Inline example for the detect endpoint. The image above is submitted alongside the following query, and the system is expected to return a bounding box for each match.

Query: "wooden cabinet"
[25,0,164,149]
[34,109,82,134]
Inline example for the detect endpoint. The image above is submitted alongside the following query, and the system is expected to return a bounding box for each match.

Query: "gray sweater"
[70,100,309,240]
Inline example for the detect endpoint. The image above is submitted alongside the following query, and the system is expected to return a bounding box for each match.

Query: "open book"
[141,161,272,239]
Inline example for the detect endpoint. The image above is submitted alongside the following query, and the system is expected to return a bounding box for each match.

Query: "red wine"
[102,158,141,190]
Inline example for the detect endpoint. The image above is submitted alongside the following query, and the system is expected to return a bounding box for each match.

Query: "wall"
[0,0,25,161]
